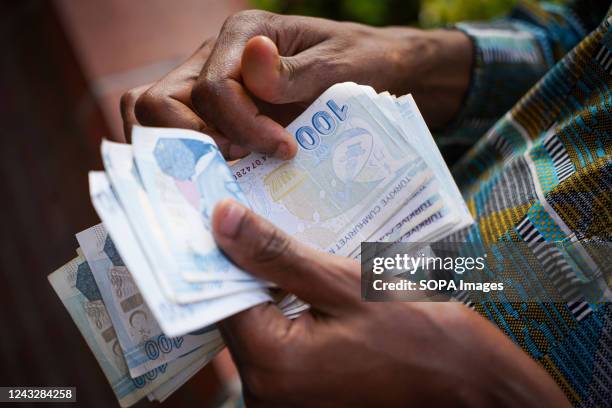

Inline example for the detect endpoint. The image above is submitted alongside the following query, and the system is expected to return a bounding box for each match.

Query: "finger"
[212,199,360,314]
[133,40,213,131]
[130,38,251,159]
[119,84,150,142]
[192,68,297,159]
[241,35,334,105]
[217,302,290,366]
[191,11,297,159]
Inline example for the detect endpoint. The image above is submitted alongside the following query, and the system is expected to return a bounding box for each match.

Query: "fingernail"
[274,142,287,159]
[275,141,294,160]
[218,200,246,238]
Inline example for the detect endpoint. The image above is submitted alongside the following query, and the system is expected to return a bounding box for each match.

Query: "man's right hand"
[119,10,472,159]
[209,199,571,408]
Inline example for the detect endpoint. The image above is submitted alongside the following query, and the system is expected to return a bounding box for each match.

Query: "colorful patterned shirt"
[446,1,612,406]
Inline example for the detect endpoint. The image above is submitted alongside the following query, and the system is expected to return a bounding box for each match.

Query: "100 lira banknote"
[230,83,433,256]
[48,256,224,407]
[76,225,220,378]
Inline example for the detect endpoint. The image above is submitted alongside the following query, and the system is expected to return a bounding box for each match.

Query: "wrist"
[390,28,473,129]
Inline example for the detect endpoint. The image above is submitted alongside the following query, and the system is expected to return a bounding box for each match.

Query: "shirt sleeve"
[438,0,608,162]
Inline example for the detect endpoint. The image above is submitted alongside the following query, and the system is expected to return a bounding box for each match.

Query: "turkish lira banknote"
[49,82,472,406]
[101,140,266,304]
[231,83,435,256]
[88,171,272,337]
[48,256,225,407]
[131,128,256,283]
[76,225,221,378]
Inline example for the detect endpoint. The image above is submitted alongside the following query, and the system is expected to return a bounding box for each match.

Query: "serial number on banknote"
[232,155,268,180]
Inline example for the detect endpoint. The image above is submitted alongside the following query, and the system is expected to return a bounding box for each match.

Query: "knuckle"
[252,220,292,265]
[221,10,277,40]
[261,59,297,105]
[198,36,216,51]
[282,58,298,84]
[119,90,135,113]
[190,78,218,119]
[191,81,221,124]
[133,89,165,124]
[192,75,216,100]
[120,87,146,118]
[225,9,269,26]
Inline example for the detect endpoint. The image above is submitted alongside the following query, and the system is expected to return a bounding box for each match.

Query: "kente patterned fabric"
[444,1,612,405]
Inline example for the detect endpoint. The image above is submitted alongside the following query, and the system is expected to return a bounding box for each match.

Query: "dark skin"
[118,10,570,407]
[119,10,472,155]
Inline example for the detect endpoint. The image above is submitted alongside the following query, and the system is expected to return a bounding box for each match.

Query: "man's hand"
[211,199,570,407]
[119,10,473,159]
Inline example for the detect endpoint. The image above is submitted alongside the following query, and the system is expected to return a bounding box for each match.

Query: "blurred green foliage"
[250,0,420,26]
[249,0,522,27]
[420,0,516,26]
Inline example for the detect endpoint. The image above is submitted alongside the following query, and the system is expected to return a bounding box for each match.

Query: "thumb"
[241,35,329,105]
[212,199,360,314]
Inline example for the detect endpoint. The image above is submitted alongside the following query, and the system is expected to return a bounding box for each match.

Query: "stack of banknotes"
[49,82,472,406]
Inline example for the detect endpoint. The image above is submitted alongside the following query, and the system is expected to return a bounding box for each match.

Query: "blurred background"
[0,0,517,406]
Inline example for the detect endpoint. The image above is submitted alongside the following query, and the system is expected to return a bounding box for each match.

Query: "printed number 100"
[295,100,348,151]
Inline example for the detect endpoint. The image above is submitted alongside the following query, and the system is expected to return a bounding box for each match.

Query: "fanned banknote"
[76,225,221,378]
[88,171,272,336]
[100,140,266,303]
[132,128,256,282]
[48,256,225,407]
[50,82,472,407]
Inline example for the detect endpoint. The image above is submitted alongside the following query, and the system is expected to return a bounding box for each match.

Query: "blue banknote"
[76,225,220,378]
[48,256,224,407]
[88,171,271,336]
[131,127,257,282]
[231,83,433,256]
[101,140,266,303]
